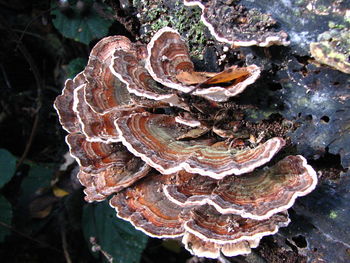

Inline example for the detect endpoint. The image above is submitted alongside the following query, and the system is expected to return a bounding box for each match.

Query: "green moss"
[144,5,168,21]
[150,19,171,31]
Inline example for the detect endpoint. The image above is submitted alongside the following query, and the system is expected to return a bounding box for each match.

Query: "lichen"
[329,211,337,219]
[310,28,350,74]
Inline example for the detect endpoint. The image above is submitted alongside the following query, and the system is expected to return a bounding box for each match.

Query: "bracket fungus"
[54,27,317,258]
[115,113,285,178]
[183,0,289,47]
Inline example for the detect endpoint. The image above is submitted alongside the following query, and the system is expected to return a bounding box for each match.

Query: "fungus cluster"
[54,27,317,258]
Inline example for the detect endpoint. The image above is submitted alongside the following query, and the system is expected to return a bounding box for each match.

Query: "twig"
[15,5,57,52]
[0,220,62,253]
[12,29,46,41]
[0,63,12,90]
[90,237,114,263]
[14,37,43,169]
[60,222,72,263]
[16,113,40,169]
[218,255,232,263]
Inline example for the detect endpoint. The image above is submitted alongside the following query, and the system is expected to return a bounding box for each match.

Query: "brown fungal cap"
[67,133,150,202]
[110,40,188,109]
[115,112,285,178]
[183,232,256,258]
[78,158,150,203]
[184,205,289,246]
[66,133,122,173]
[175,112,202,127]
[184,0,289,47]
[192,65,261,102]
[109,174,289,255]
[164,155,317,220]
[146,27,261,101]
[73,85,127,143]
[145,27,195,92]
[83,36,137,113]
[84,36,167,110]
[54,72,86,133]
[110,173,189,238]
[77,171,107,202]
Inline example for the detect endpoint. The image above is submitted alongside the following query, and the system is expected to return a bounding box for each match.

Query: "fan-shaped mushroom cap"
[110,173,289,256]
[78,159,150,202]
[175,113,202,127]
[182,232,256,258]
[115,112,285,178]
[185,205,290,245]
[77,171,107,202]
[146,27,195,92]
[66,133,123,173]
[83,36,137,113]
[192,65,261,102]
[145,27,261,101]
[66,133,150,202]
[110,174,189,238]
[73,85,137,143]
[164,155,317,220]
[110,41,188,109]
[54,72,86,133]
